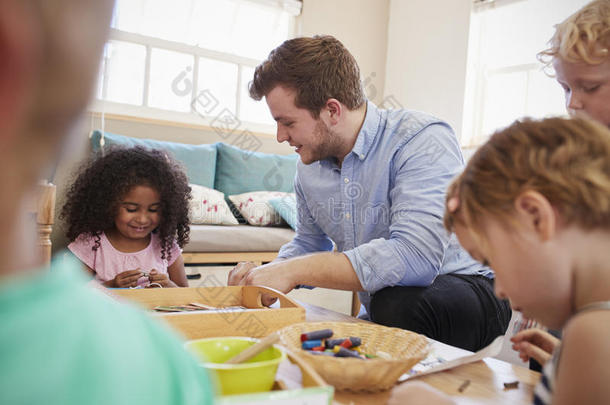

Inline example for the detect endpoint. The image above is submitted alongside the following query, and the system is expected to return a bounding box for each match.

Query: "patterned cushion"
[189,184,238,225]
[228,191,292,226]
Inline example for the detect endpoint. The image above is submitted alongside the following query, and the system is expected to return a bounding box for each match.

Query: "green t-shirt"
[0,254,215,405]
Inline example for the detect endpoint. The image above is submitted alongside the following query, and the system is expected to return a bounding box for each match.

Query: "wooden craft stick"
[188,302,217,310]
[153,306,183,312]
[225,332,280,364]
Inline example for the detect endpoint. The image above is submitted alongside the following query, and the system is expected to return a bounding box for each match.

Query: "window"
[462,0,590,147]
[94,0,301,131]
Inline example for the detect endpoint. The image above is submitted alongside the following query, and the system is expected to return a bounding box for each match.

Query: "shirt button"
[345,212,351,219]
[359,154,365,160]
[344,177,349,183]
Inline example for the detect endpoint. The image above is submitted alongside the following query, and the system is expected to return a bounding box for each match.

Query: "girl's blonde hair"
[538,0,610,66]
[444,117,610,236]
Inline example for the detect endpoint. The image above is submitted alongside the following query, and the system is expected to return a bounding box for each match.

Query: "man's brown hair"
[249,35,366,117]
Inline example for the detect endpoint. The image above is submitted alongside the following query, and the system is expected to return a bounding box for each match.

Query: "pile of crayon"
[300,329,376,359]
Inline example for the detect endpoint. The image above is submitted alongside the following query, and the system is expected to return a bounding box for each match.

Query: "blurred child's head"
[0,0,113,275]
[539,0,610,127]
[444,117,610,328]
[61,146,191,260]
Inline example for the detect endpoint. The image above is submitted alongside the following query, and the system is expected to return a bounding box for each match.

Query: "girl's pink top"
[68,232,181,286]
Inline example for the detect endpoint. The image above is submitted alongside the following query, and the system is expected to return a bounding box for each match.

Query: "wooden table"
[301,301,540,405]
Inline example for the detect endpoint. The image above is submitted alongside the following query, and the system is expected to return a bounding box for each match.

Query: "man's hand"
[228,253,361,306]
[228,261,297,306]
[227,261,258,286]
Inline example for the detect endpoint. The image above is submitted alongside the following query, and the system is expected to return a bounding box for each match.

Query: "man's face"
[553,56,610,128]
[265,85,340,164]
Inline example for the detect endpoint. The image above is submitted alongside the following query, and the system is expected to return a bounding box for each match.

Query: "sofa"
[90,131,298,266]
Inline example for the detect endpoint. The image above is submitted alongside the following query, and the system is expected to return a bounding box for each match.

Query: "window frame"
[461,0,586,148]
[92,0,301,134]
[466,62,545,147]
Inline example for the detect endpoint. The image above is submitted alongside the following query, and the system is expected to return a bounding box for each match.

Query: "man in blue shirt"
[228,35,510,351]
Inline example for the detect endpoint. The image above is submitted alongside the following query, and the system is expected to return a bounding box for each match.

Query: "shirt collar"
[317,100,381,169]
[350,100,381,161]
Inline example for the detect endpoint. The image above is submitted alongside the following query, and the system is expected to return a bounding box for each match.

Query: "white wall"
[384,0,472,140]
[298,0,390,106]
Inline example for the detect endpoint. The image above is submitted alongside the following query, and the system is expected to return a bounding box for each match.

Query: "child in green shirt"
[0,1,214,404]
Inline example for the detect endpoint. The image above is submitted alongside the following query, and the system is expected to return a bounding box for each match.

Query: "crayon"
[333,346,363,359]
[375,350,392,360]
[302,339,323,350]
[340,338,354,349]
[309,351,334,357]
[458,379,470,393]
[300,329,333,342]
[325,337,362,348]
[503,381,519,390]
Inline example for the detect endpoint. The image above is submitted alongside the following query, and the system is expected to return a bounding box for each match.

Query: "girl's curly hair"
[60,146,191,262]
[538,0,610,67]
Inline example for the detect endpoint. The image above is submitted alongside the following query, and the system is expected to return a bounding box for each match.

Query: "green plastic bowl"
[185,337,286,395]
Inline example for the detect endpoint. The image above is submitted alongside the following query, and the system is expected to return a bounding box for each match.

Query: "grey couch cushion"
[184,224,295,252]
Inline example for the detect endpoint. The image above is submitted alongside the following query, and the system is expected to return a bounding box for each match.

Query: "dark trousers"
[370,274,511,352]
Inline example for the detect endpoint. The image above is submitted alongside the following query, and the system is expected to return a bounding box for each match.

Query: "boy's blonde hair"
[539,0,610,66]
[444,117,610,235]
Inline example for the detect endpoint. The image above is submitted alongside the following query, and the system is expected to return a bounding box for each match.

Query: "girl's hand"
[107,269,144,288]
[148,269,176,288]
[388,381,455,405]
[510,328,560,365]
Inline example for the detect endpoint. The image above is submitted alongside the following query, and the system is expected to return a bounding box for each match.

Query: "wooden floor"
[182,251,278,266]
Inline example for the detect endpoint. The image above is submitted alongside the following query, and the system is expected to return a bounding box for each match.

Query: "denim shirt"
[277,101,492,312]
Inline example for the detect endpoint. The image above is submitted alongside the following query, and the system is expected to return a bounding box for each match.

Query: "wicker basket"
[277,321,428,392]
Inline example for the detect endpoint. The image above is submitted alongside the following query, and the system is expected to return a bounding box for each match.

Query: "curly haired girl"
[61,146,191,288]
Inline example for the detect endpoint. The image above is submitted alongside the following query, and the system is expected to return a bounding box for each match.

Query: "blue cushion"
[214,142,298,195]
[268,194,297,230]
[90,130,217,189]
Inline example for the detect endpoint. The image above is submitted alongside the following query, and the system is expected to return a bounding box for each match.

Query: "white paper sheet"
[399,335,504,382]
